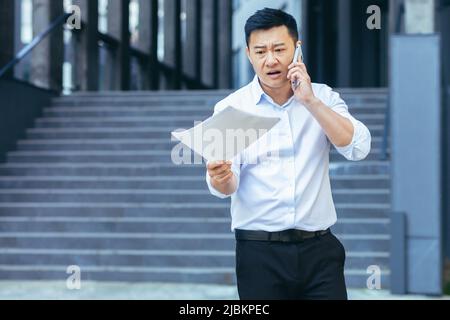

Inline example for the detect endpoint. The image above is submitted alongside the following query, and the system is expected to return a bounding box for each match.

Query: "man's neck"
[259,79,294,106]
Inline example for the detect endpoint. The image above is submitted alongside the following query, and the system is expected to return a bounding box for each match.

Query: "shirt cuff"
[334,116,372,161]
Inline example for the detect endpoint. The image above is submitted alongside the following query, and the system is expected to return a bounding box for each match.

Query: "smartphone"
[292,41,303,90]
[293,41,303,63]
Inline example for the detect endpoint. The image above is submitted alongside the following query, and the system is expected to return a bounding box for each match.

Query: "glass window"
[98,0,108,33]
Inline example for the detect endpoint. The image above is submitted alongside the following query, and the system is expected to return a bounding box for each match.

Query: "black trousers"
[235,232,347,300]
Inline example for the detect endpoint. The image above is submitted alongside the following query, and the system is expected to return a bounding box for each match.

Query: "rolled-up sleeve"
[205,102,241,199]
[322,86,372,161]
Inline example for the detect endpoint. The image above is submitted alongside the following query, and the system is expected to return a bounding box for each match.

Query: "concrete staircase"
[0,89,390,288]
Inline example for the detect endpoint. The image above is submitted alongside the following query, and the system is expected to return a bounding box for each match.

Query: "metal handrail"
[0,10,210,90]
[0,12,71,79]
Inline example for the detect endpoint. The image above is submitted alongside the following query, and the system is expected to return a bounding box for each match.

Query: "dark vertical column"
[440,0,450,266]
[73,0,99,91]
[13,0,22,79]
[217,0,231,89]
[185,0,201,85]
[195,0,202,86]
[138,0,150,89]
[201,0,214,88]
[150,0,159,90]
[30,0,64,91]
[108,0,130,90]
[164,0,181,89]
[86,0,99,91]
[119,0,131,90]
[337,0,352,87]
[300,0,309,64]
[212,0,219,88]
[389,0,405,34]
[0,0,16,79]
[138,0,151,52]
[390,212,406,294]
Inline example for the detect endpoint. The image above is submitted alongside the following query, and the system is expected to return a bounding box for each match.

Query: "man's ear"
[245,47,253,66]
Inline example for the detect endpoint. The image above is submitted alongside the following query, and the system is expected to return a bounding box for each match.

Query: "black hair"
[245,8,299,46]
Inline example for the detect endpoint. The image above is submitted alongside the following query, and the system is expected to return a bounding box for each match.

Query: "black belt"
[235,228,331,243]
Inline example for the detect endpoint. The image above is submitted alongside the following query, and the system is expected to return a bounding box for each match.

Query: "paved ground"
[0,281,448,300]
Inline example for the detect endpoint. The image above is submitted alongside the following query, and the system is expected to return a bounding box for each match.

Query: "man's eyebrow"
[253,43,286,49]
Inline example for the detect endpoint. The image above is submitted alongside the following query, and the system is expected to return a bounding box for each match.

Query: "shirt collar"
[250,75,265,105]
[250,75,295,108]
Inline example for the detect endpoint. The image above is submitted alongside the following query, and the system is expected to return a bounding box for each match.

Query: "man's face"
[246,25,297,90]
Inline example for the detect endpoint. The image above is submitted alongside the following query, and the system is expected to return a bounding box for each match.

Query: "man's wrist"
[304,96,322,109]
[211,174,237,196]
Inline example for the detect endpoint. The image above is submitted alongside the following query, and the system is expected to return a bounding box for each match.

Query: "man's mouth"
[266,70,282,79]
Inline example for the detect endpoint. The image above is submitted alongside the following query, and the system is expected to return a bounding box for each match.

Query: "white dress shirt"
[206,76,371,232]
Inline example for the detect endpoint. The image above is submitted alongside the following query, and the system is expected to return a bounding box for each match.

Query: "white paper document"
[171,106,281,162]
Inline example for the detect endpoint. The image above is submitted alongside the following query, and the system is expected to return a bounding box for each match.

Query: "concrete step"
[0,265,237,284]
[0,161,390,176]
[344,271,390,289]
[0,216,389,234]
[0,189,226,204]
[0,248,389,270]
[0,203,390,218]
[42,105,387,117]
[0,163,208,177]
[331,149,389,161]
[50,95,386,108]
[49,99,387,107]
[0,232,390,251]
[15,137,389,152]
[67,88,386,95]
[0,264,390,287]
[24,125,385,139]
[0,188,390,203]
[50,99,220,108]
[0,174,390,189]
[54,90,387,99]
[33,114,386,128]
[6,149,388,163]
[0,266,390,288]
[329,161,390,175]
[63,88,386,98]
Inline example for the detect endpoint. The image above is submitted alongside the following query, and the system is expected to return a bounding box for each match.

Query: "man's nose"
[265,51,278,67]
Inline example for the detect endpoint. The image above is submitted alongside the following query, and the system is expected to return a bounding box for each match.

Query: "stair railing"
[0,13,71,79]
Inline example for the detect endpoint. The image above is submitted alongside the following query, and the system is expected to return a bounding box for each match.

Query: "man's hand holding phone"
[287,41,318,107]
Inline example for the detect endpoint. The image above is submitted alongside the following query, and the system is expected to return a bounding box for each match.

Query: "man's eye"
[255,51,264,55]
[275,49,285,52]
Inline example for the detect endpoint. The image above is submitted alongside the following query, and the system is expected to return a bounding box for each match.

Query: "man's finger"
[287,67,303,80]
[216,171,233,184]
[207,161,227,170]
[214,170,232,181]
[212,165,232,178]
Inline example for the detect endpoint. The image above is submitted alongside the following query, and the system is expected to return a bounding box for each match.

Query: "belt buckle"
[296,230,305,242]
[278,231,290,242]
[290,230,304,242]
